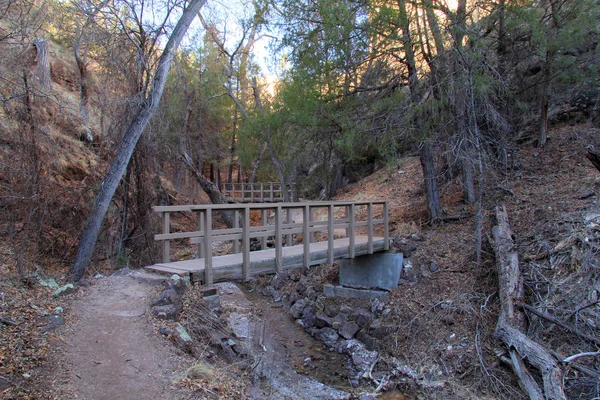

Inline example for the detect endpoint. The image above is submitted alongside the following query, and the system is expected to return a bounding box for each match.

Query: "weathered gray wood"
[286,208,292,247]
[275,206,282,272]
[328,204,334,265]
[384,202,389,250]
[367,203,373,254]
[204,209,213,285]
[492,206,565,400]
[303,205,310,267]
[233,210,240,253]
[261,209,267,249]
[243,208,250,279]
[349,204,355,258]
[162,212,170,263]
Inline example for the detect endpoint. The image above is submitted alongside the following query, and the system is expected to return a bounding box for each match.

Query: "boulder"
[290,298,306,319]
[302,308,316,329]
[150,288,180,307]
[172,323,193,353]
[356,330,378,351]
[314,327,339,344]
[40,315,64,332]
[152,304,179,320]
[314,313,332,329]
[339,322,360,340]
[353,310,372,328]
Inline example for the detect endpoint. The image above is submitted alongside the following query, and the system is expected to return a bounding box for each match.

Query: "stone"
[159,326,174,336]
[392,238,417,257]
[359,396,377,400]
[353,310,372,328]
[52,284,76,297]
[302,308,316,329]
[271,272,288,290]
[40,315,64,332]
[305,285,319,301]
[289,298,306,319]
[167,275,188,295]
[429,261,439,272]
[150,288,180,307]
[339,322,360,339]
[314,313,332,329]
[314,327,339,344]
[332,314,346,330]
[324,303,339,317]
[261,285,275,297]
[173,323,193,352]
[356,330,378,351]
[152,304,179,320]
[295,278,308,295]
[289,290,302,305]
[370,324,393,340]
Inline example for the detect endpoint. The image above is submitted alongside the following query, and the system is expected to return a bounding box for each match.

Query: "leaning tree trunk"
[68,0,207,282]
[492,206,565,399]
[181,153,234,228]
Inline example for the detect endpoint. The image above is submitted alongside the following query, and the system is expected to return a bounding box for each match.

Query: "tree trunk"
[420,141,442,221]
[32,38,51,91]
[492,206,565,399]
[181,153,234,228]
[68,0,207,282]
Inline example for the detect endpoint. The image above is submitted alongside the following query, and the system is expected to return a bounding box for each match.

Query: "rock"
[332,314,346,330]
[40,315,64,332]
[370,298,384,314]
[339,322,360,339]
[172,323,193,352]
[350,379,360,388]
[150,288,180,307]
[356,330,379,351]
[442,316,455,326]
[429,261,439,272]
[261,285,275,297]
[167,275,188,295]
[271,272,288,290]
[392,238,418,257]
[52,284,76,297]
[314,313,332,328]
[305,285,319,301]
[159,326,174,336]
[324,303,339,317]
[370,323,393,339]
[353,310,372,328]
[289,290,302,305]
[410,233,425,241]
[359,396,377,400]
[313,296,325,312]
[344,339,379,373]
[295,278,308,295]
[290,298,306,319]
[152,304,179,320]
[302,308,316,329]
[314,327,339,344]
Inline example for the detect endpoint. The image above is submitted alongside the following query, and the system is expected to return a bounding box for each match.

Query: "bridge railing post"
[233,209,240,253]
[384,202,389,250]
[197,211,204,258]
[204,208,213,285]
[261,209,267,249]
[303,204,310,267]
[367,202,374,254]
[242,206,250,280]
[349,204,355,258]
[162,211,170,263]
[285,207,292,246]
[327,204,334,265]
[275,205,282,272]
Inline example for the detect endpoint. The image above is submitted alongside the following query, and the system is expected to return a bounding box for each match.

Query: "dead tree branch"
[492,205,565,400]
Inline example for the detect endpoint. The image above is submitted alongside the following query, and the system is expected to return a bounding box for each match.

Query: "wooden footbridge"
[145,201,389,285]
[221,182,293,203]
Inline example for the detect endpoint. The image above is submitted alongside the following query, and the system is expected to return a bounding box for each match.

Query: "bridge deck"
[146,236,385,283]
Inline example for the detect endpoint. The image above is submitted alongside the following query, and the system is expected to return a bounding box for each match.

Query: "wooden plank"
[242,207,250,280]
[197,211,204,258]
[204,209,213,285]
[162,212,170,263]
[384,201,389,250]
[349,203,355,258]
[328,204,334,265]
[275,205,282,273]
[261,209,267,249]
[303,205,310,267]
[367,202,373,254]
[233,210,240,253]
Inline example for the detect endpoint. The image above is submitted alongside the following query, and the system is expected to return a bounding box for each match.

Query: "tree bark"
[420,141,443,221]
[68,0,207,282]
[32,38,51,91]
[492,206,565,399]
[181,153,234,228]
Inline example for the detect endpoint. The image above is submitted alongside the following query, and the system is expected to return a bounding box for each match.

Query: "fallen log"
[492,206,565,400]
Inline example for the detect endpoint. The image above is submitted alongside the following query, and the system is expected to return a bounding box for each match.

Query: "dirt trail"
[44,273,191,400]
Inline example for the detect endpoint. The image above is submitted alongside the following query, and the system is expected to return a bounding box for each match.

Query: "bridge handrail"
[153,200,389,285]
[220,182,294,202]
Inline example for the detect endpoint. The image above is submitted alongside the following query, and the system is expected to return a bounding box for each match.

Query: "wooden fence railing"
[153,201,389,285]
[221,182,293,203]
